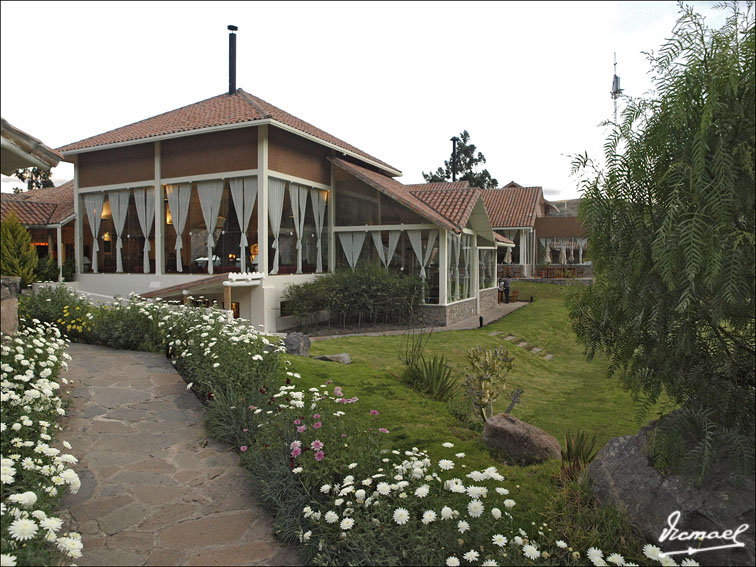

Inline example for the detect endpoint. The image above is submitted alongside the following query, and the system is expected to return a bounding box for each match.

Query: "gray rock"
[284,332,311,356]
[314,353,351,365]
[483,413,561,464]
[589,423,755,566]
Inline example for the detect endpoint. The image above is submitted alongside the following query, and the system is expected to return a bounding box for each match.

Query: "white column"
[520,228,529,277]
[439,229,448,305]
[153,141,163,276]
[258,125,269,275]
[328,163,336,272]
[56,225,63,282]
[73,156,81,276]
[473,235,480,314]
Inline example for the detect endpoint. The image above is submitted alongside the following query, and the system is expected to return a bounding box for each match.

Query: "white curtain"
[338,232,366,269]
[229,176,257,273]
[408,229,438,279]
[386,230,400,268]
[109,190,131,273]
[504,246,512,264]
[268,178,286,274]
[462,234,472,298]
[453,234,461,300]
[310,189,327,273]
[289,183,309,274]
[559,246,567,265]
[166,183,192,272]
[133,187,155,274]
[197,180,224,275]
[372,232,386,266]
[82,192,104,273]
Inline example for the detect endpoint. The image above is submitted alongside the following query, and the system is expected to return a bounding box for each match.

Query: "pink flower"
[334,386,343,397]
[313,421,322,429]
[341,433,347,438]
[325,379,333,385]
[313,413,320,420]
[291,446,302,458]
[311,439,324,450]
[297,425,307,433]
[370,409,379,415]
[248,405,257,410]
[240,445,248,452]
[290,440,302,449]
[315,450,325,462]
[379,428,389,434]
[242,428,248,432]
[293,419,301,425]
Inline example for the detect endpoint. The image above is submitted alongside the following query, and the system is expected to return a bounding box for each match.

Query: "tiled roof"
[480,186,543,228]
[0,181,75,226]
[405,181,470,191]
[57,89,400,175]
[409,188,480,229]
[493,232,515,245]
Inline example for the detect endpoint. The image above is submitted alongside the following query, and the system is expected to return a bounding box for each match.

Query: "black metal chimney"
[228,25,238,94]
[450,136,459,182]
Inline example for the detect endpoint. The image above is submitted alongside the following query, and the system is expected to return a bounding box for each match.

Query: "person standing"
[503,273,511,303]
[497,278,505,304]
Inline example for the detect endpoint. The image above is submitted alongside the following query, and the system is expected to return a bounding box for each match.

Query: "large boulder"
[589,423,755,566]
[284,332,311,357]
[483,413,561,464]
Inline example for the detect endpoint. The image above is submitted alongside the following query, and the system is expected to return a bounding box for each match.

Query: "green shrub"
[402,354,458,402]
[282,264,424,329]
[62,257,76,281]
[463,345,515,421]
[0,210,38,286]
[34,255,60,282]
[560,429,598,483]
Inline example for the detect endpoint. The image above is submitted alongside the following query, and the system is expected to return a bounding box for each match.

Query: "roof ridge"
[237,89,271,117]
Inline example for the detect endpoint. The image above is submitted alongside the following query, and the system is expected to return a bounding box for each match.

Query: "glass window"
[447,233,474,302]
[80,190,156,274]
[164,180,258,274]
[478,248,496,289]
[268,181,329,275]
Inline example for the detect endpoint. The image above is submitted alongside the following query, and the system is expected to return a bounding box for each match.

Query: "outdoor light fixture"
[102,232,111,242]
[101,200,112,219]
[166,209,173,225]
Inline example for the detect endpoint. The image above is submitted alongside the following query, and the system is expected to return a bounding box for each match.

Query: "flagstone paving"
[59,343,300,567]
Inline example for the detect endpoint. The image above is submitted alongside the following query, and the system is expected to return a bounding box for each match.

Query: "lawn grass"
[284,281,663,529]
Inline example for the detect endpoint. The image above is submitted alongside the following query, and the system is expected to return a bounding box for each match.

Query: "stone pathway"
[59,343,300,566]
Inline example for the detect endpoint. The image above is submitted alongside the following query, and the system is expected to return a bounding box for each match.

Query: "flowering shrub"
[17,286,706,566]
[1,321,83,566]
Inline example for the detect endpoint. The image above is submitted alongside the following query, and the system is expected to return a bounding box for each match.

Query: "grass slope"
[284,281,661,524]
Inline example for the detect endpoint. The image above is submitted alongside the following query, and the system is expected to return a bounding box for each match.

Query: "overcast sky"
[1,1,727,200]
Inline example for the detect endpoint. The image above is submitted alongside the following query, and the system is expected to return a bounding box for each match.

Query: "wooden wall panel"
[269,127,330,185]
[78,143,154,187]
[161,127,258,178]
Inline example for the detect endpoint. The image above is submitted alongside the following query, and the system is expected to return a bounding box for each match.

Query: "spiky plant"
[1,210,38,286]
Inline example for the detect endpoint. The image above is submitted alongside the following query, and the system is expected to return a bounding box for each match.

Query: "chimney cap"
[228,25,238,31]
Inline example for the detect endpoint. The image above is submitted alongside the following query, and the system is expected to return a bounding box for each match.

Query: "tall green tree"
[423,130,499,188]
[13,167,55,193]
[568,2,754,483]
[1,210,39,286]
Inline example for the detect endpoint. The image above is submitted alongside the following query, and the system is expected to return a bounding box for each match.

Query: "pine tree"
[422,130,498,188]
[1,210,39,286]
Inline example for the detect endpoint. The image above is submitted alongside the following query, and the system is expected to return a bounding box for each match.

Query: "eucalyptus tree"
[568,2,755,484]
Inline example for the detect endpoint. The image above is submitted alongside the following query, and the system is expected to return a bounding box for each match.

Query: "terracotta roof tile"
[58,90,399,175]
[409,188,480,229]
[405,181,470,191]
[0,181,74,225]
[481,186,542,228]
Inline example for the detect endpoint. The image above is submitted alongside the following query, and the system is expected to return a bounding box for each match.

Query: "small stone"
[517,341,528,347]
[314,353,351,364]
[503,335,517,341]
[530,347,542,353]
[488,331,502,336]
[543,354,554,360]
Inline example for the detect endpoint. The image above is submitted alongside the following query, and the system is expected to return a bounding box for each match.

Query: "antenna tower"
[610,52,623,124]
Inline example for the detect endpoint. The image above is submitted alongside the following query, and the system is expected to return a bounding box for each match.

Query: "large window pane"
[478,248,496,289]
